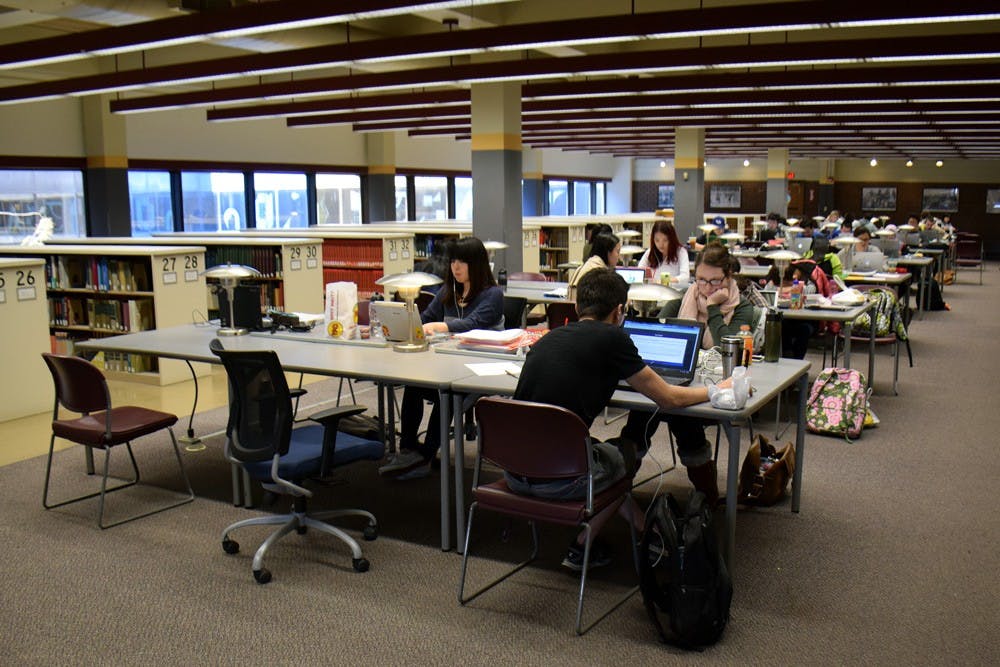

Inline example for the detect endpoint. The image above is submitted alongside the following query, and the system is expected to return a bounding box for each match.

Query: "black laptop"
[619,317,705,387]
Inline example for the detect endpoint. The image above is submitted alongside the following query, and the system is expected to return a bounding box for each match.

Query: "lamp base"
[393,340,428,353]
[217,326,249,336]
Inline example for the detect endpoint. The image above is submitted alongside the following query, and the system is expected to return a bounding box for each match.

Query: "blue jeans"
[504,442,626,501]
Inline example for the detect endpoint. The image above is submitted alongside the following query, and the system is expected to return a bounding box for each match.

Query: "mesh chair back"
[210,342,293,463]
[41,353,109,414]
[475,397,590,480]
[502,295,528,329]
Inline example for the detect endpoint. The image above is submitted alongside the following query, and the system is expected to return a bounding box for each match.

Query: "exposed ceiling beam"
[102,31,1000,113]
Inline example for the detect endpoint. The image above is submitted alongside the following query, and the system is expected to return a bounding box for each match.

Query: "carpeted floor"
[2,266,998,665]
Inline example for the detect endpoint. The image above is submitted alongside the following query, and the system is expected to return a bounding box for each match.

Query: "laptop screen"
[615,267,646,284]
[622,318,704,376]
[852,251,885,273]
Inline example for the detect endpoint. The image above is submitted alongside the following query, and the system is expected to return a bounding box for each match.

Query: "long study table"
[77,324,481,551]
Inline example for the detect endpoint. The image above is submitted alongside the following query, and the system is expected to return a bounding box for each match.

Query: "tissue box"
[325,282,358,339]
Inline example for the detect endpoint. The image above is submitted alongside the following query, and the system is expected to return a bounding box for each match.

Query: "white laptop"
[852,251,885,274]
[619,317,705,387]
[615,267,646,285]
[370,301,416,342]
[789,236,813,256]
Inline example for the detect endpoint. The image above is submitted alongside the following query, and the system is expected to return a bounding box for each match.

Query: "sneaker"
[395,461,432,481]
[561,538,613,572]
[378,449,425,477]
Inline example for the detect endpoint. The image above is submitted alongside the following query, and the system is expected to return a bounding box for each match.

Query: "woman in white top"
[638,218,690,285]
[567,231,621,301]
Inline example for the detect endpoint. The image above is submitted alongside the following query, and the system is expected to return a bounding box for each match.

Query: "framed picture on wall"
[986,189,1000,214]
[657,184,675,208]
[921,187,959,212]
[710,184,741,209]
[861,186,897,211]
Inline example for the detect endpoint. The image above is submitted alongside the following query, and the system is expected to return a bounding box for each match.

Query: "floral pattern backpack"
[805,367,870,442]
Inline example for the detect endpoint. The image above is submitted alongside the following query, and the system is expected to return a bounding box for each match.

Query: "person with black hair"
[638,218,690,285]
[621,242,754,507]
[760,213,781,242]
[380,237,504,480]
[581,222,614,259]
[513,268,729,570]
[567,231,621,301]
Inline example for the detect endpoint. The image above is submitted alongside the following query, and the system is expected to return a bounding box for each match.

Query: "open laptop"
[789,236,813,256]
[619,317,705,387]
[852,251,885,274]
[615,267,646,284]
[370,301,415,342]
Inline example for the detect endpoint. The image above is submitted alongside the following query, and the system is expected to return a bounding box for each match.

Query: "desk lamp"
[763,249,800,307]
[201,263,262,336]
[617,229,641,239]
[783,222,803,248]
[628,283,682,319]
[482,240,508,275]
[697,223,719,246]
[897,224,919,247]
[719,232,745,248]
[831,234,861,273]
[618,243,645,266]
[822,221,841,233]
[375,271,444,353]
[812,216,826,223]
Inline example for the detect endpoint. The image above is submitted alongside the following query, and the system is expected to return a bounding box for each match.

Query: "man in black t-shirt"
[512,268,728,570]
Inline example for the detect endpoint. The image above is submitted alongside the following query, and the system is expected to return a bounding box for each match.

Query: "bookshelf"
[0,245,208,385]
[144,235,324,313]
[0,257,53,420]
[526,217,587,279]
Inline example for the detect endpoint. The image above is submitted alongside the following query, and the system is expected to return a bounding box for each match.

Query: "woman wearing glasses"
[620,242,755,504]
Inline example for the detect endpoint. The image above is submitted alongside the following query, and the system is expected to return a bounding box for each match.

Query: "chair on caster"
[210,339,384,583]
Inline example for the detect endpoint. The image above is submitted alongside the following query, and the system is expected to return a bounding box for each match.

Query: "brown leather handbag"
[737,434,795,506]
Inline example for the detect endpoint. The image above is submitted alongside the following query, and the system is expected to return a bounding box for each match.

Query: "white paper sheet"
[464,362,522,376]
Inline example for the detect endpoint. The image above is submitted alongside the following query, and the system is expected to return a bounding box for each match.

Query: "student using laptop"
[621,242,755,505]
[512,268,730,570]
[379,237,504,480]
[637,218,690,285]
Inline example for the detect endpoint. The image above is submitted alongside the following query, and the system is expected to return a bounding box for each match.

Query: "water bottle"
[764,309,782,362]
[738,323,753,367]
[369,293,384,340]
[789,279,804,310]
[719,336,743,379]
[498,268,508,292]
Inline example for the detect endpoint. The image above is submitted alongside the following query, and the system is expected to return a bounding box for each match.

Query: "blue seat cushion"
[243,424,384,482]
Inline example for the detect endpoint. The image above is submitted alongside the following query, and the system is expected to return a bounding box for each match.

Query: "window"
[454,176,473,219]
[316,172,361,224]
[414,175,448,220]
[0,169,85,242]
[394,175,409,221]
[547,180,568,215]
[253,172,307,229]
[181,171,245,232]
[128,170,173,237]
[595,182,606,214]
[573,181,591,215]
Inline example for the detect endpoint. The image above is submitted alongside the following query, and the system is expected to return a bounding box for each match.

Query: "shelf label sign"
[162,272,177,285]
[17,286,36,301]
[290,259,302,271]
[0,289,5,304]
[307,258,318,269]
[184,270,199,282]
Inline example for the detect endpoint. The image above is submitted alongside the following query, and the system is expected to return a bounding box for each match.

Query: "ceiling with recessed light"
[0,0,998,160]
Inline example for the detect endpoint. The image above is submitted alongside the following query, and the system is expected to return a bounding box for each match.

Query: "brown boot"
[686,460,719,505]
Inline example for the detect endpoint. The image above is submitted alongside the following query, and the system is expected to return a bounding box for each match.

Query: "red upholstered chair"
[40,353,194,528]
[545,301,579,330]
[459,397,639,635]
[955,238,984,285]
[509,271,548,282]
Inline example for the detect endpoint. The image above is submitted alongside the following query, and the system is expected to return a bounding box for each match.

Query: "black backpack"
[639,491,733,649]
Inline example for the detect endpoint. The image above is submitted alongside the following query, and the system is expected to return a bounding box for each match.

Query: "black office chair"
[209,339,383,583]
[502,295,528,329]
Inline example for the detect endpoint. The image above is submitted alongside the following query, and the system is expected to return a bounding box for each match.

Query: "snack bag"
[325,281,358,339]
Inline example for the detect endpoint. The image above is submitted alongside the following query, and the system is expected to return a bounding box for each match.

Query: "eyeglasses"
[695,277,724,287]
